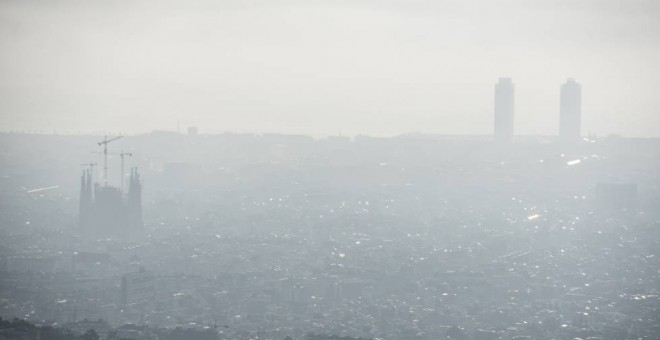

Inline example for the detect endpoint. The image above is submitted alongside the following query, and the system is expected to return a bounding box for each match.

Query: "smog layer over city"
[1,1,659,340]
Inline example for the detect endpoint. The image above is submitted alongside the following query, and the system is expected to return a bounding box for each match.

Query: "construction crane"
[97,135,122,186]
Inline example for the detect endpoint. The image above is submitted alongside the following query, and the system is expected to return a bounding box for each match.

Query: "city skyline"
[0,74,649,139]
[1,0,659,137]
[2,77,599,141]
[1,2,659,339]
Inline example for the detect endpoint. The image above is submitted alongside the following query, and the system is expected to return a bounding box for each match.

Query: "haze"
[1,0,659,137]
[2,2,660,338]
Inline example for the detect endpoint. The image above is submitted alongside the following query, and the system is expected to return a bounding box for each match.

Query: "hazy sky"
[1,0,659,137]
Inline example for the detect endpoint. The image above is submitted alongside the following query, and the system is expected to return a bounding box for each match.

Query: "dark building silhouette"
[79,167,143,238]
[78,168,93,230]
[127,168,143,231]
[494,78,514,143]
[560,78,582,142]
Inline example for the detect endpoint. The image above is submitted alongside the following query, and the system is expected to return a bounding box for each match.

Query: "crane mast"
[97,135,122,186]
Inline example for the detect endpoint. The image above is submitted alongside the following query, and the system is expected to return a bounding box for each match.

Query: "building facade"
[559,78,582,142]
[79,167,143,238]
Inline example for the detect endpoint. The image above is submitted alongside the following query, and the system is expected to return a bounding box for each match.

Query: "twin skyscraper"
[494,78,582,143]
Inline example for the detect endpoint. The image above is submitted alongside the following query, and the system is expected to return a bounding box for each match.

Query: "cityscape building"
[79,167,143,238]
[494,78,515,143]
[560,78,582,142]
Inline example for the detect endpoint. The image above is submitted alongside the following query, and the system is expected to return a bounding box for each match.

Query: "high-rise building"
[560,78,582,142]
[494,78,514,142]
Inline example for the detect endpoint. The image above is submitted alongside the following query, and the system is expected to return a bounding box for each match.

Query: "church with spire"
[78,166,143,239]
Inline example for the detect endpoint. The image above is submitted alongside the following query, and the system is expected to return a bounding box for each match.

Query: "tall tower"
[127,167,144,235]
[494,78,514,143]
[559,78,582,142]
[78,169,93,230]
[78,163,143,238]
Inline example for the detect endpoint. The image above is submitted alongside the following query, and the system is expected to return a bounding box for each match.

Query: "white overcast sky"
[1,0,659,137]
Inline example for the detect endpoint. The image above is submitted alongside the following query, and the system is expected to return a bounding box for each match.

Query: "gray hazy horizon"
[1,0,659,137]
